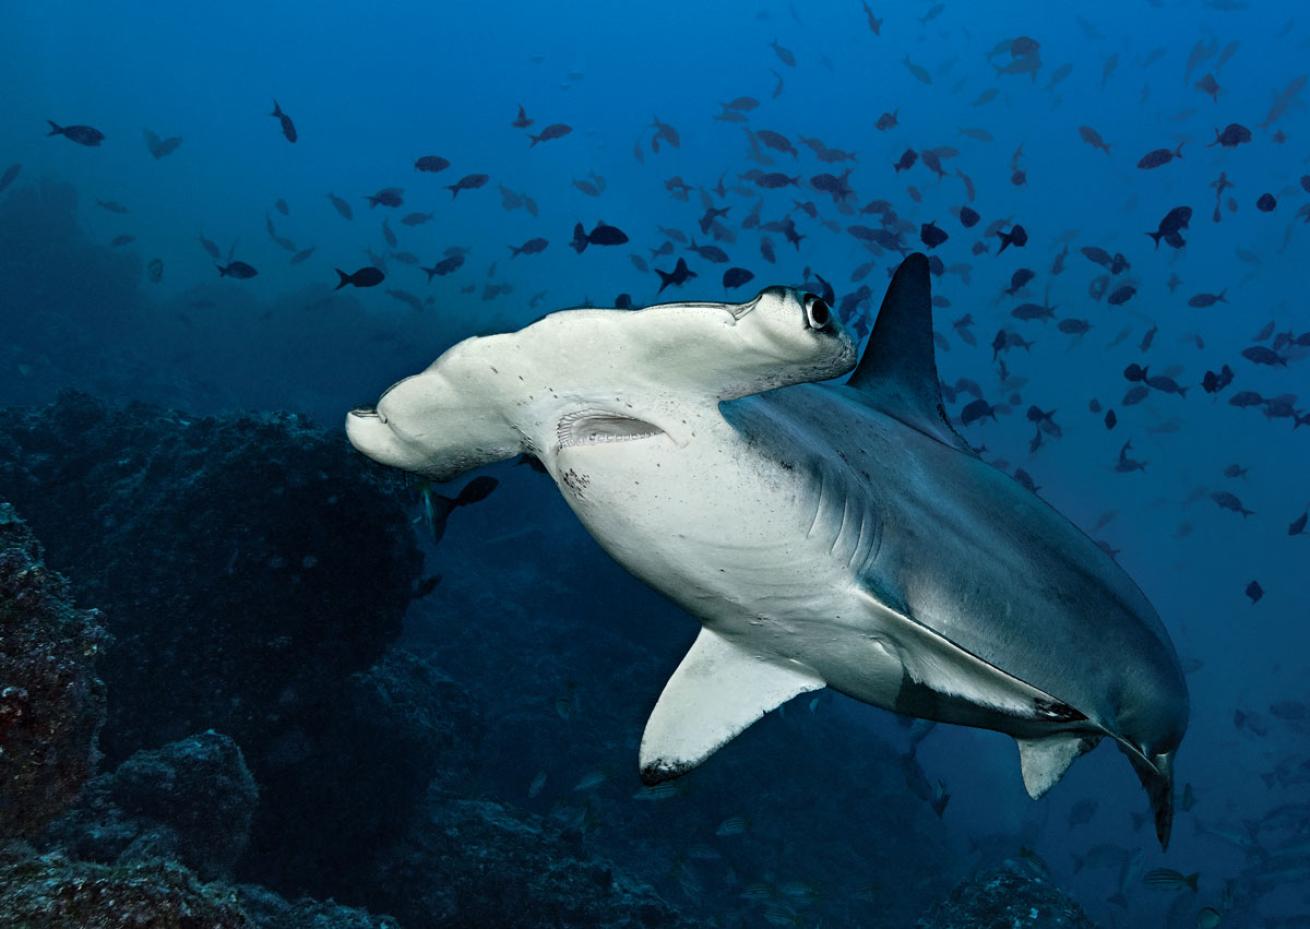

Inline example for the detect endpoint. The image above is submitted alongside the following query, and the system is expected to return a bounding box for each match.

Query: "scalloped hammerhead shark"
[347,253,1189,848]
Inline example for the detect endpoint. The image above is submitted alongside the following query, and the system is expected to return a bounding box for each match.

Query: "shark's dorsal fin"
[639,629,825,784]
[847,253,970,452]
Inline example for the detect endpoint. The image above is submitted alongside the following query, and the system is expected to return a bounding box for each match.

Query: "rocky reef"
[0,501,108,838]
[915,861,1100,929]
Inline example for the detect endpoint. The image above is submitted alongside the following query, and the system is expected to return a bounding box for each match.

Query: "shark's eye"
[804,293,831,330]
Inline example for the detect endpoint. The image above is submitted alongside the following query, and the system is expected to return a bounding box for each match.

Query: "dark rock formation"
[243,649,483,897]
[364,792,707,929]
[915,861,1100,929]
[46,731,258,881]
[0,501,109,838]
[0,391,422,770]
[236,884,400,929]
[0,849,249,929]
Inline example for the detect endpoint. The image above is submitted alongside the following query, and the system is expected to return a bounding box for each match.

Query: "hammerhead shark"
[346,253,1189,847]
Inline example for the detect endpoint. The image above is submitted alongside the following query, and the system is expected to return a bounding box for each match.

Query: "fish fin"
[639,629,824,784]
[335,269,351,290]
[1016,734,1100,799]
[846,253,971,452]
[47,120,63,136]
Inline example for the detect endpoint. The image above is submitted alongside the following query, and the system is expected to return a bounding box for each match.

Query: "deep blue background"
[3,1,1308,924]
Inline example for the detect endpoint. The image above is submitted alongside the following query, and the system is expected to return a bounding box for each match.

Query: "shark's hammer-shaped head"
[346,287,856,481]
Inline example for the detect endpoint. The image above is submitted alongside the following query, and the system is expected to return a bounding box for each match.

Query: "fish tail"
[446,185,460,199]
[46,120,63,136]
[528,134,540,147]
[1185,873,1199,892]
[270,100,282,118]
[655,270,672,293]
[508,245,521,257]
[428,494,457,544]
[1174,142,1184,159]
[216,264,228,277]
[1146,230,1163,249]
[335,269,351,290]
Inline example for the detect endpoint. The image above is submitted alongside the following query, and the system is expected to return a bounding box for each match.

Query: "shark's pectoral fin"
[1016,734,1101,799]
[639,629,824,784]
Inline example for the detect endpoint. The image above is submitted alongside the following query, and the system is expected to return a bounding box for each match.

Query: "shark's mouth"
[557,409,666,449]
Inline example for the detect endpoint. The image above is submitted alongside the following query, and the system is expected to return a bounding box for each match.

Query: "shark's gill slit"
[557,410,665,449]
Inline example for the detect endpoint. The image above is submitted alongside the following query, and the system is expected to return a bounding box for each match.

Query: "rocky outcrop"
[0,501,109,838]
[915,861,1100,929]
[45,731,258,881]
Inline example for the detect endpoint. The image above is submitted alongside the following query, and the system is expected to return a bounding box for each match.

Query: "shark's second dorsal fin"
[847,253,970,452]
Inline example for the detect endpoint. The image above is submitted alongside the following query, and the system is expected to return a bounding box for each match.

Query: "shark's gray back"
[721,382,1188,748]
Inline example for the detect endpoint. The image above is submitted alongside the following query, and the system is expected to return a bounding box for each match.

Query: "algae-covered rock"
[0,391,422,769]
[0,501,109,839]
[46,731,258,881]
[363,794,708,929]
[915,860,1100,929]
[0,850,249,929]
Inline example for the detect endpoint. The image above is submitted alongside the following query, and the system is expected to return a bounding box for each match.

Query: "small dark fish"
[722,267,754,289]
[401,211,434,227]
[446,174,489,198]
[1078,126,1111,154]
[959,399,997,426]
[1241,345,1286,366]
[415,155,451,173]
[328,193,354,220]
[687,240,729,263]
[198,233,221,258]
[570,221,629,253]
[530,123,572,146]
[421,255,464,280]
[1142,868,1198,892]
[1104,409,1117,429]
[290,246,316,264]
[143,129,183,159]
[893,149,918,173]
[47,120,104,146]
[1209,123,1251,148]
[958,206,980,228]
[876,110,898,131]
[1188,290,1227,308]
[656,257,696,293]
[270,100,297,143]
[217,260,258,279]
[1137,143,1183,169]
[367,187,404,208]
[1147,206,1192,249]
[423,476,499,543]
[1245,580,1263,604]
[146,258,163,283]
[920,222,949,249]
[1288,510,1308,536]
[96,199,129,214]
[1107,284,1137,306]
[770,39,796,67]
[274,198,289,216]
[335,266,385,289]
[997,224,1028,253]
[109,234,135,247]
[1211,491,1253,517]
[510,237,549,257]
[1256,193,1276,212]
[0,163,20,192]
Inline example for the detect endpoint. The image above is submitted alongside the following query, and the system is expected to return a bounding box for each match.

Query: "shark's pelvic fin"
[846,252,971,453]
[1016,734,1101,799]
[639,629,825,784]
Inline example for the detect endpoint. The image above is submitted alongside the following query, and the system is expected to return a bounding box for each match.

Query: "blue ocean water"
[2,2,1309,927]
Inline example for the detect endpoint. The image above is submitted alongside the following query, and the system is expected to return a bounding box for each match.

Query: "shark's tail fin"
[1123,744,1176,850]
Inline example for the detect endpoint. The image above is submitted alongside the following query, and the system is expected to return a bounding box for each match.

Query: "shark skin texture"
[346,253,1189,849]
